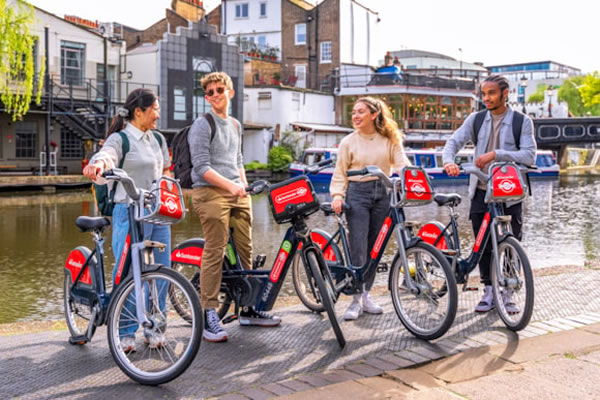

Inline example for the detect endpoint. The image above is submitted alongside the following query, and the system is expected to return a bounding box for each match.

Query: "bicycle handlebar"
[346,165,394,189]
[102,169,140,201]
[245,179,270,195]
[304,158,333,175]
[460,162,538,184]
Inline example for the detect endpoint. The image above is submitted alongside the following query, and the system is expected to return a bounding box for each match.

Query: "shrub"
[244,161,269,171]
[268,146,294,171]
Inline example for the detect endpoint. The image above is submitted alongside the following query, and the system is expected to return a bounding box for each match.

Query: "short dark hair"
[483,74,509,93]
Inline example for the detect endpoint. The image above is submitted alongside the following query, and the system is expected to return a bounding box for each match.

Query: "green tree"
[580,72,600,110]
[527,83,548,103]
[0,0,44,120]
[558,74,600,116]
[268,146,294,171]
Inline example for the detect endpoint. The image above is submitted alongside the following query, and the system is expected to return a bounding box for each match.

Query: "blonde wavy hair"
[200,71,234,91]
[355,96,402,145]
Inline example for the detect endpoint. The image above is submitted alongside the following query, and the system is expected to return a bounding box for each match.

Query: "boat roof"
[302,147,553,155]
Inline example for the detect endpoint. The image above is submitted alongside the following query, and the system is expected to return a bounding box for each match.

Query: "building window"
[174,87,186,121]
[320,41,332,63]
[295,24,306,45]
[235,3,249,18]
[60,131,83,159]
[260,2,267,17]
[61,41,86,86]
[15,122,37,158]
[192,57,214,119]
[258,36,266,51]
[258,91,272,109]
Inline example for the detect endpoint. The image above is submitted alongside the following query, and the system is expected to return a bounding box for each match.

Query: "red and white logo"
[371,217,392,259]
[498,179,516,193]
[275,187,307,204]
[270,250,288,282]
[473,213,491,252]
[175,251,201,262]
[165,197,178,213]
[410,183,426,197]
[420,231,438,240]
[68,259,83,268]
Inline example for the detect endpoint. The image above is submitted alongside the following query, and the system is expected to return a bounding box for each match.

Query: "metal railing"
[333,71,478,92]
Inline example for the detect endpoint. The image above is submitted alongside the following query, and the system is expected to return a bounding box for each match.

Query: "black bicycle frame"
[219,220,318,313]
[324,205,418,291]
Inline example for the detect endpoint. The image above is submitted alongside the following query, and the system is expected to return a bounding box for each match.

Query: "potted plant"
[266,46,279,61]
[271,72,281,85]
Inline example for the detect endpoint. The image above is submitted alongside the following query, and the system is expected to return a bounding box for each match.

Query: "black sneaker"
[239,307,281,327]
[203,308,228,342]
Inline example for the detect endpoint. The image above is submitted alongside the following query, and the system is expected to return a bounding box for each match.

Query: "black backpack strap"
[152,131,163,147]
[203,113,216,143]
[511,111,524,150]
[472,110,487,146]
[109,131,129,205]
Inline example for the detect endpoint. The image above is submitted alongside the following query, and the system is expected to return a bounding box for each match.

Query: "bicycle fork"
[489,216,518,289]
[130,241,165,329]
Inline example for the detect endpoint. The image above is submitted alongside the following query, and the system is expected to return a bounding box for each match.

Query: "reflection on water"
[1,177,598,324]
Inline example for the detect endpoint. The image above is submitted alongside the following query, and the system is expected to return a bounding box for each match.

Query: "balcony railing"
[334,71,478,92]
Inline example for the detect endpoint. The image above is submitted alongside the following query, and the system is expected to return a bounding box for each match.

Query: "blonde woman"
[330,96,410,320]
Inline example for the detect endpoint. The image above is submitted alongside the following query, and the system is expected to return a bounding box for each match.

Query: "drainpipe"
[44,26,51,176]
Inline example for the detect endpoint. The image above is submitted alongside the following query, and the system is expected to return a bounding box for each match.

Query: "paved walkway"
[1,267,599,399]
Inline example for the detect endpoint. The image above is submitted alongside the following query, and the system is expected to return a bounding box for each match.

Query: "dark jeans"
[470,188,523,286]
[345,180,390,291]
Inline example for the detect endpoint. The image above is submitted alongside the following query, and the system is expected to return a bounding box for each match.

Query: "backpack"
[472,109,524,149]
[171,113,240,189]
[92,131,163,216]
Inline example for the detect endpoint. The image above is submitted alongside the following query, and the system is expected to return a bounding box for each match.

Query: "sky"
[27,0,600,73]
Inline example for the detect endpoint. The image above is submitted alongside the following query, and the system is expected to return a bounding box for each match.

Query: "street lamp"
[547,86,555,118]
[520,76,528,114]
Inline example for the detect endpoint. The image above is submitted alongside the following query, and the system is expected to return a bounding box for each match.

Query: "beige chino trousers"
[192,186,253,309]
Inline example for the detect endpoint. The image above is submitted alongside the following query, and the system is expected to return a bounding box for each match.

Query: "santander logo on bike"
[420,230,439,240]
[498,179,516,193]
[68,259,83,269]
[275,187,307,204]
[409,182,426,197]
[165,197,179,214]
[174,251,201,262]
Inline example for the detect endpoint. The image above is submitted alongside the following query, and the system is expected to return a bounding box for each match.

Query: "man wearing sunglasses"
[188,72,281,343]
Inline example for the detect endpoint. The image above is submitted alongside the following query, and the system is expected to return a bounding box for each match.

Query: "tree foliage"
[0,0,44,120]
[558,73,600,116]
[527,83,548,103]
[580,72,600,109]
[268,146,294,171]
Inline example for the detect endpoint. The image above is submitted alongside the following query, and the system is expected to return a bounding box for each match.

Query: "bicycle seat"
[434,193,462,207]
[75,216,111,232]
[320,202,351,216]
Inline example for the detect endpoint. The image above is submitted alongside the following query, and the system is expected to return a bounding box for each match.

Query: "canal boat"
[289,147,559,184]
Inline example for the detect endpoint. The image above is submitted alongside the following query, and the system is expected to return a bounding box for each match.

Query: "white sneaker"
[502,290,520,314]
[475,285,495,313]
[344,298,362,320]
[120,336,137,353]
[145,332,167,349]
[362,294,383,314]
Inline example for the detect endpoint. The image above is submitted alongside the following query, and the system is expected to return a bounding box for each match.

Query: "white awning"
[291,122,353,134]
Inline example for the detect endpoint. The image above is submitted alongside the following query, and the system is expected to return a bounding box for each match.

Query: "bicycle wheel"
[169,262,231,322]
[107,267,202,385]
[390,242,457,341]
[491,236,534,331]
[292,230,343,313]
[305,248,346,348]
[63,273,97,341]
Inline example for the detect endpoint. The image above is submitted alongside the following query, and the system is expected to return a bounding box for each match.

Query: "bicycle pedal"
[462,286,479,292]
[222,314,238,324]
[376,262,388,273]
[69,336,88,345]
[252,254,267,270]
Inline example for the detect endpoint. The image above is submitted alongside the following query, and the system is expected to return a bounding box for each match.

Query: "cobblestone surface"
[1,269,599,399]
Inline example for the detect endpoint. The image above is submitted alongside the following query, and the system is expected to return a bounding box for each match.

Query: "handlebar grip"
[347,168,368,177]
[316,158,333,167]
[101,169,116,178]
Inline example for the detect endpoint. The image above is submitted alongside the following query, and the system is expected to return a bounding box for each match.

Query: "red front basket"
[268,176,320,224]
[487,163,527,202]
[398,166,434,206]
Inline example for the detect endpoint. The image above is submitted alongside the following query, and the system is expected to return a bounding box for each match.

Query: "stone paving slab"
[1,269,600,399]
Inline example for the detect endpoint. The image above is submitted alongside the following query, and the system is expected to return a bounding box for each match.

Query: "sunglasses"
[206,87,227,97]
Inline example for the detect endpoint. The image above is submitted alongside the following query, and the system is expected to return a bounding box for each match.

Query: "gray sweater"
[188,110,243,187]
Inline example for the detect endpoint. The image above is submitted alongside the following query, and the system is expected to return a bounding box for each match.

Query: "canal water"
[1,176,598,324]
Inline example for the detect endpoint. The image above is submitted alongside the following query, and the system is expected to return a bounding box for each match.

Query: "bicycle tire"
[169,262,232,322]
[63,273,97,341]
[292,230,343,313]
[107,267,202,385]
[491,236,534,331]
[390,241,457,341]
[305,248,346,348]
